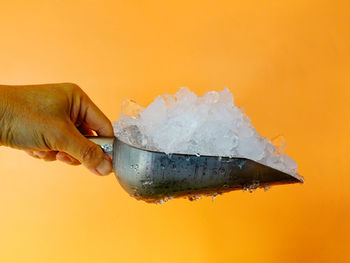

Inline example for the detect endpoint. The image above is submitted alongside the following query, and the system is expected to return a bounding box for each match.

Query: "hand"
[0,83,113,175]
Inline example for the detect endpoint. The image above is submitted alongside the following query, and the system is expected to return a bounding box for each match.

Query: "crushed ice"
[114,87,301,180]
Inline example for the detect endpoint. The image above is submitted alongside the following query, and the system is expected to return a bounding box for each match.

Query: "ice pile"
[114,88,300,179]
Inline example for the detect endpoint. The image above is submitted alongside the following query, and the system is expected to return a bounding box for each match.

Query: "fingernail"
[37,151,47,158]
[96,157,112,176]
[26,151,35,157]
[62,156,73,163]
[33,152,42,159]
[89,167,101,176]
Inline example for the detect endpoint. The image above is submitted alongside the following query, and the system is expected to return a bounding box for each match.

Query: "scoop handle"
[86,136,114,157]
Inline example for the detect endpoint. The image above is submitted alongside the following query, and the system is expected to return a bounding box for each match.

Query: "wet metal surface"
[112,138,302,202]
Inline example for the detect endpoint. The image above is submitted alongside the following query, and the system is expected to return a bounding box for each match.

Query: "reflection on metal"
[90,136,303,203]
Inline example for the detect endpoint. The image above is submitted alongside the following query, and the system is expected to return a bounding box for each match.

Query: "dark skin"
[0,83,113,175]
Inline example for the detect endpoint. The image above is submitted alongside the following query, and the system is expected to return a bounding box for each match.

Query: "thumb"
[60,123,112,175]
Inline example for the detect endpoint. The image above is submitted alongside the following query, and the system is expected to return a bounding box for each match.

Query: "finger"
[25,151,40,159]
[32,151,58,162]
[59,122,112,175]
[77,122,95,136]
[79,94,114,137]
[56,152,81,166]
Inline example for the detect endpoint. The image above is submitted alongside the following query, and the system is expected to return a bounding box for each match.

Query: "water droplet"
[141,180,153,186]
[243,180,260,193]
[153,199,164,204]
[211,194,217,202]
[195,153,200,157]
[263,186,272,192]
[237,160,245,169]
[218,156,222,161]
[153,196,174,204]
[188,195,202,201]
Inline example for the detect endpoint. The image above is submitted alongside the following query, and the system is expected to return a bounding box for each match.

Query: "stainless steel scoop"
[89,136,303,203]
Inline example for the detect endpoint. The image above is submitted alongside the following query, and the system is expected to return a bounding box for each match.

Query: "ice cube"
[140,96,167,132]
[120,99,145,118]
[237,137,265,161]
[200,91,219,104]
[175,87,198,105]
[271,135,286,154]
[218,87,234,104]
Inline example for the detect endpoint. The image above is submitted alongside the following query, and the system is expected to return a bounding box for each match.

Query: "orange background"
[0,1,349,262]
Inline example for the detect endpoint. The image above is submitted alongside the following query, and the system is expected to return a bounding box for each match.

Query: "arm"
[0,83,113,175]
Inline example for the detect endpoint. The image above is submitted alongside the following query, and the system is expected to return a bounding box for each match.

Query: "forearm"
[0,85,10,145]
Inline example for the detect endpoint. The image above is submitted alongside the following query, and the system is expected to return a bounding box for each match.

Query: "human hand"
[0,83,113,175]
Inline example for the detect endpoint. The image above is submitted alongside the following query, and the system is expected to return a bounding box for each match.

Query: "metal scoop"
[89,137,303,203]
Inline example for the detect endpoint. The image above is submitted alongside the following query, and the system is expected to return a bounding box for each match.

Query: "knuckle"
[60,83,81,93]
[80,143,101,166]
